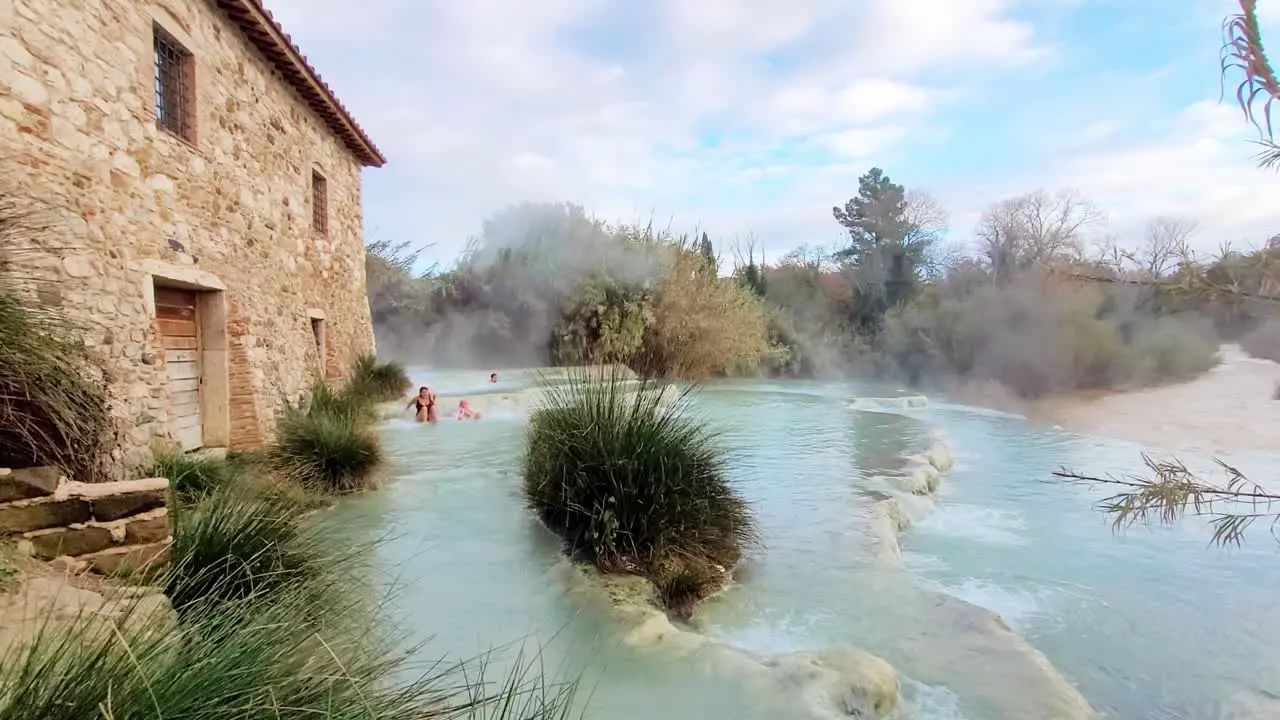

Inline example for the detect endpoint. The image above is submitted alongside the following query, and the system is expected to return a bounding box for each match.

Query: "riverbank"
[1030,344,1280,456]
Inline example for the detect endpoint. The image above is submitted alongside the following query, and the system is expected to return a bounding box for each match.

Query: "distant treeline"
[366,168,1280,398]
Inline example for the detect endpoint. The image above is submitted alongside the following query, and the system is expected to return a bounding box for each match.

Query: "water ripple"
[328,372,1280,720]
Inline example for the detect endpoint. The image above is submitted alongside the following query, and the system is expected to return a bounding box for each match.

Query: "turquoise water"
[334,370,1280,719]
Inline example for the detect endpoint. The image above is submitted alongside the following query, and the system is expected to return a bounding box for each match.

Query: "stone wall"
[0,467,172,575]
[0,0,377,472]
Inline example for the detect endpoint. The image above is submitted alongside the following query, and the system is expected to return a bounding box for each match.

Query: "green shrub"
[1120,315,1221,386]
[145,450,244,503]
[879,270,1224,397]
[269,403,383,493]
[348,353,413,402]
[633,248,775,380]
[0,566,579,720]
[165,488,328,613]
[1241,320,1280,362]
[522,367,756,614]
[303,379,379,423]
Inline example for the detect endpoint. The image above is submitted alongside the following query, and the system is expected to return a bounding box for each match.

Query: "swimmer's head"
[418,386,429,397]
[489,372,498,383]
[459,400,469,409]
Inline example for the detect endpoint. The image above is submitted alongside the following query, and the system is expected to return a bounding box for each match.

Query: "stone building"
[0,0,385,469]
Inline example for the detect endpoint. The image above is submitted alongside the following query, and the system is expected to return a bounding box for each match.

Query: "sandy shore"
[1032,345,1280,457]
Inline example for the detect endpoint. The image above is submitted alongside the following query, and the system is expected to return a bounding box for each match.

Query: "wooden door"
[155,287,203,451]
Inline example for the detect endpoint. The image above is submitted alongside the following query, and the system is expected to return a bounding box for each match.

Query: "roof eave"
[214,0,387,168]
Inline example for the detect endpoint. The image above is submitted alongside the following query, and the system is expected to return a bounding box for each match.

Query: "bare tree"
[1050,1,1280,548]
[1095,216,1199,278]
[903,190,951,279]
[730,235,760,270]
[779,244,835,272]
[903,190,947,242]
[974,189,1103,280]
[1137,216,1198,278]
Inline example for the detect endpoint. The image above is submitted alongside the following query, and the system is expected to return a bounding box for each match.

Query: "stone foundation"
[0,467,171,575]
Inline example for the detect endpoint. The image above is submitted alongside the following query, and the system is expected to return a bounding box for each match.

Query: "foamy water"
[330,367,1280,719]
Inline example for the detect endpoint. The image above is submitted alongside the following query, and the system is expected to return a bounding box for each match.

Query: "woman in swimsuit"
[407,386,438,423]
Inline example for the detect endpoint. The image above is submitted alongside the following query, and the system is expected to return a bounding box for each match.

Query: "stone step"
[0,466,63,503]
[19,508,171,560]
[78,541,171,576]
[0,497,92,534]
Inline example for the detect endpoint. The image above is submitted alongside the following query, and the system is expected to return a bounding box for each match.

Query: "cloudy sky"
[263,0,1280,266]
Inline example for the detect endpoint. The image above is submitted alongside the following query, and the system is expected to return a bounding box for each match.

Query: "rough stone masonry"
[0,0,385,474]
[1,466,173,575]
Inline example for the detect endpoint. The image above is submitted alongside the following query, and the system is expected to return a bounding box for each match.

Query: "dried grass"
[0,196,114,482]
[634,249,775,380]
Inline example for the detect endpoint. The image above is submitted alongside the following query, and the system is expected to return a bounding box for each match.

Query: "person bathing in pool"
[456,399,482,421]
[407,386,437,423]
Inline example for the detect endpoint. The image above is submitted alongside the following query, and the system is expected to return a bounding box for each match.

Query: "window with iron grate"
[154,25,195,142]
[311,171,328,235]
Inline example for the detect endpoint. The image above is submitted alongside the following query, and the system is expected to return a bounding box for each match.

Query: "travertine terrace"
[0,0,385,472]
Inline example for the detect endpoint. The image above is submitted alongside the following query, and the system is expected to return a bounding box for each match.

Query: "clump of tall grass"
[146,450,245,502]
[0,279,114,483]
[0,561,580,720]
[304,378,380,422]
[146,447,326,513]
[267,381,383,493]
[522,367,756,615]
[165,487,329,613]
[348,352,413,402]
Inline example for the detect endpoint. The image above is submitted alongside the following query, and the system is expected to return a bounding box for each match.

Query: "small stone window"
[310,317,327,373]
[153,25,195,142]
[311,171,328,235]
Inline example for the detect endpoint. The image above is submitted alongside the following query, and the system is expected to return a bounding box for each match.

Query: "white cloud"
[759,79,934,135]
[257,0,1045,260]
[1056,101,1280,249]
[927,99,1280,255]
[658,0,822,54]
[259,0,1280,264]
[846,0,1045,75]
[812,127,908,158]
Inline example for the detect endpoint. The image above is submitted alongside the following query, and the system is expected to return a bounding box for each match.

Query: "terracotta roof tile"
[214,0,386,167]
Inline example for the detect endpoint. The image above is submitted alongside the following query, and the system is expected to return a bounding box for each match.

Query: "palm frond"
[1223,0,1280,172]
[1252,137,1280,169]
[1223,1,1280,139]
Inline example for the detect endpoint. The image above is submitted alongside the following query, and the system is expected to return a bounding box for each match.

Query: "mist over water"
[332,366,1280,719]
